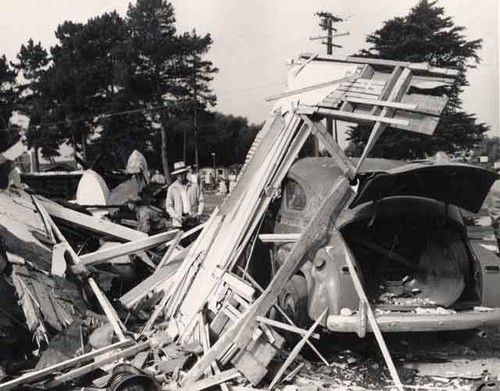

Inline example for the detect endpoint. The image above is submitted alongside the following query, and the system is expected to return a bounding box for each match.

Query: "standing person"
[166,161,204,229]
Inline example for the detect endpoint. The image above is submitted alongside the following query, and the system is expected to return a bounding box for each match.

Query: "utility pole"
[311,12,349,143]
[193,55,199,171]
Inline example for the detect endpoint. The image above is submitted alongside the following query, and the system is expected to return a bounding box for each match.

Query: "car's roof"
[287,157,404,194]
[287,157,497,213]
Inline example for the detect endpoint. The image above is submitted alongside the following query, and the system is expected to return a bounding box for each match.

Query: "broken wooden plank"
[179,368,240,391]
[238,268,331,367]
[343,96,418,111]
[342,235,404,391]
[0,339,133,390]
[256,316,320,340]
[265,75,357,101]
[221,272,255,302]
[45,341,150,387]
[299,53,460,77]
[80,229,179,266]
[156,230,184,270]
[37,199,127,341]
[302,115,356,179]
[268,309,327,390]
[355,67,412,173]
[40,199,147,241]
[305,106,410,127]
[182,176,354,385]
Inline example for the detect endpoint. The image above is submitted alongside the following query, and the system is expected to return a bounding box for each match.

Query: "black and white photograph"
[0,0,499,390]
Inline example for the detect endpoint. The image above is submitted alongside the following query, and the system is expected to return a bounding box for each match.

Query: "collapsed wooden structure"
[0,54,457,390]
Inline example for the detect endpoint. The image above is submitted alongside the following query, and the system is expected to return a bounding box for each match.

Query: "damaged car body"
[269,157,500,336]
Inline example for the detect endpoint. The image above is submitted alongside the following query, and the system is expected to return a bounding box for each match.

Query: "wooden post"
[341,234,404,391]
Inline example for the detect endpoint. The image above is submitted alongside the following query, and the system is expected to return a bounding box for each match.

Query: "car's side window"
[285,180,306,211]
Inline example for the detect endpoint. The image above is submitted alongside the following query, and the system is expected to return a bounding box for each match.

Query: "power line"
[4,100,192,132]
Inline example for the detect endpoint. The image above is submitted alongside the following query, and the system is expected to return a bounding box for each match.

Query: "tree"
[0,56,16,132]
[46,12,132,160]
[126,0,217,183]
[346,0,488,159]
[12,39,50,166]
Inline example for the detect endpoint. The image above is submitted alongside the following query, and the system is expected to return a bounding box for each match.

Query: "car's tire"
[278,275,309,329]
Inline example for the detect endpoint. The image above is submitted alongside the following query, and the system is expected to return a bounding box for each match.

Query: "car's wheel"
[278,275,309,329]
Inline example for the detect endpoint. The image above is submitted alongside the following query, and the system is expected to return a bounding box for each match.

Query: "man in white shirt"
[166,161,204,229]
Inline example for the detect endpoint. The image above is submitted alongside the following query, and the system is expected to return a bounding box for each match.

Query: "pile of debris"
[0,53,464,391]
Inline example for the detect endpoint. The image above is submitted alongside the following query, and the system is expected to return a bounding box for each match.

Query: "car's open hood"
[350,163,498,213]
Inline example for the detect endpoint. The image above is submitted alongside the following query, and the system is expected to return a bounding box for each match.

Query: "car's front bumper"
[326,308,500,333]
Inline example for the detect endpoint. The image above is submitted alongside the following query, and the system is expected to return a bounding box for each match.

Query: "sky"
[1,0,498,142]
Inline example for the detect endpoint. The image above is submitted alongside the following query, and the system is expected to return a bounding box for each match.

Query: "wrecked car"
[270,157,500,336]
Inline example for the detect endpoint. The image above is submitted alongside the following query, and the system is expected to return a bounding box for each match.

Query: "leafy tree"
[0,56,16,132]
[346,0,488,159]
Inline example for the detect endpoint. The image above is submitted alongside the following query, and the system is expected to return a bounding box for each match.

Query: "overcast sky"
[1,0,498,139]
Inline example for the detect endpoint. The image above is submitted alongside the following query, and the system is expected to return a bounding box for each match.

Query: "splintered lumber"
[342,234,403,391]
[119,259,179,309]
[225,119,313,272]
[268,309,327,390]
[306,106,410,127]
[256,316,320,340]
[355,67,412,173]
[40,198,147,241]
[182,176,354,386]
[36,198,126,341]
[266,75,357,101]
[299,53,460,77]
[179,368,241,391]
[80,229,179,266]
[156,230,184,270]
[45,341,150,387]
[237,268,330,367]
[171,115,306,330]
[302,115,356,179]
[258,233,301,243]
[0,339,133,390]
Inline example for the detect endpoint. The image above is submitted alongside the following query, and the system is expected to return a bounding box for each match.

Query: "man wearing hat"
[166,161,204,229]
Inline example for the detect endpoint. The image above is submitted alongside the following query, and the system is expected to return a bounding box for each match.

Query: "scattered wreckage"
[0,53,498,391]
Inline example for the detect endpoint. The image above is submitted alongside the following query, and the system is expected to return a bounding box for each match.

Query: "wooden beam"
[341,235,404,391]
[265,75,357,102]
[0,340,133,391]
[236,268,331,367]
[355,67,413,173]
[40,199,147,241]
[46,342,150,387]
[36,198,127,341]
[180,368,241,391]
[156,231,184,270]
[304,106,410,127]
[302,115,356,180]
[299,53,459,77]
[80,229,180,266]
[344,96,418,111]
[256,316,320,340]
[182,177,354,385]
[268,309,327,390]
[258,233,301,243]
